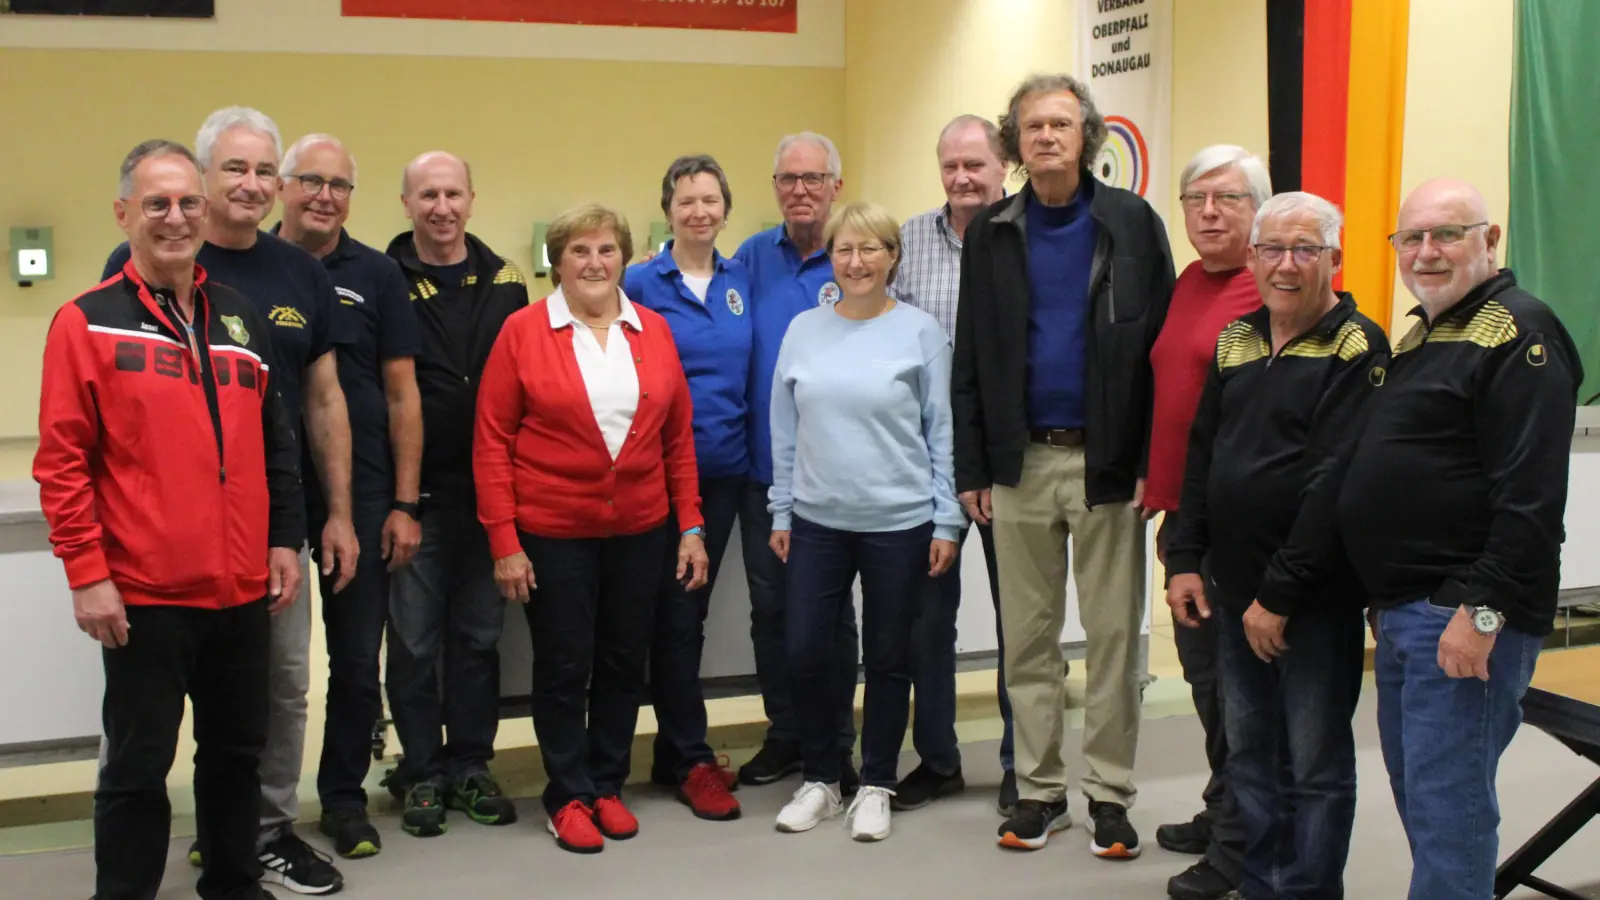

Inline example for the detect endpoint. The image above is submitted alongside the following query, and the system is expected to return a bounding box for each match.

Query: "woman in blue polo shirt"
[622,154,753,822]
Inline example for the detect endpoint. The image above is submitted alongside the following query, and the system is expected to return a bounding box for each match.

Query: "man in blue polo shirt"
[733,131,860,793]
[102,106,356,895]
[275,132,424,862]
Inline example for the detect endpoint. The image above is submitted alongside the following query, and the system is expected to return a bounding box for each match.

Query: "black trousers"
[96,598,270,900]
[315,501,390,810]
[521,524,670,816]
[1161,517,1244,882]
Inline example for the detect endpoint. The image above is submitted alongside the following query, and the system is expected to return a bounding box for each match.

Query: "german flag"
[1266,0,1410,332]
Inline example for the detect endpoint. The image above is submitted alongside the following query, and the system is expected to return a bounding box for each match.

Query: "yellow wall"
[1389,0,1514,335]
[0,48,842,441]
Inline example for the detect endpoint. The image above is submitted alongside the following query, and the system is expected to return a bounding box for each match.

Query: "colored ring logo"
[1093,115,1150,197]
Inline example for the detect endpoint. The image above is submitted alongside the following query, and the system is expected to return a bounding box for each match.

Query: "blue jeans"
[649,474,744,778]
[740,482,858,750]
[910,521,1013,774]
[386,501,506,788]
[1217,600,1364,900]
[1376,599,1543,900]
[786,516,931,788]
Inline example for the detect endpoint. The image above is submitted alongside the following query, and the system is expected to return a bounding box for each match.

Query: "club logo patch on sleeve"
[221,315,250,346]
[726,288,745,316]
[818,282,840,305]
[1527,343,1548,367]
[1369,365,1386,387]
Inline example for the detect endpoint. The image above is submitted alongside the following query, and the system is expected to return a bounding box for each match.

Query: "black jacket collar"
[1405,268,1518,328]
[1242,291,1358,342]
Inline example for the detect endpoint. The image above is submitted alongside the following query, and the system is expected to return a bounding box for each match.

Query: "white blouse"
[547,286,642,460]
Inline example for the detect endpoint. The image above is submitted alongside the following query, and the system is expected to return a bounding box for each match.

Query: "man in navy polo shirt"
[275,132,423,862]
[102,106,356,895]
[733,131,861,792]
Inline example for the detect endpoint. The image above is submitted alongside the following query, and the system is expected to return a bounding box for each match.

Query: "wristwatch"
[1467,605,1505,636]
[391,500,421,521]
[683,526,704,537]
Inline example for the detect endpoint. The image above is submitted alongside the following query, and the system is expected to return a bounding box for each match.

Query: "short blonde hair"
[546,202,634,287]
[823,201,903,285]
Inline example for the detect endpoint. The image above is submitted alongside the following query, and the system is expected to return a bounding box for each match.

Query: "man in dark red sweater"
[1146,145,1271,900]
[36,139,303,900]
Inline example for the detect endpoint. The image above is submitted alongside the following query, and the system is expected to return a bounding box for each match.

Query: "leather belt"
[1029,428,1085,448]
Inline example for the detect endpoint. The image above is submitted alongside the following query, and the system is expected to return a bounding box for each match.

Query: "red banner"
[341,0,797,33]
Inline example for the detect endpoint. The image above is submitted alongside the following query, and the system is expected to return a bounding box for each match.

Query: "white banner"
[1076,0,1173,223]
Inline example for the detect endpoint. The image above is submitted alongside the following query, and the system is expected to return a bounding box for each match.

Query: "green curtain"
[1510,0,1600,403]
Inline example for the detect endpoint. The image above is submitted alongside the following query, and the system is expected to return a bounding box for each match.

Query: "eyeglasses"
[139,194,208,219]
[1387,222,1487,251]
[1253,244,1334,266]
[831,243,889,261]
[1179,191,1253,211]
[289,174,355,200]
[774,172,831,191]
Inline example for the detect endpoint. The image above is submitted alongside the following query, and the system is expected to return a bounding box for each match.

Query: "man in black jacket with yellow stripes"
[1319,179,1577,899]
[1165,191,1390,900]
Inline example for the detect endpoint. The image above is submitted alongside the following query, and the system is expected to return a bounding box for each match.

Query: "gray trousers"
[99,553,314,851]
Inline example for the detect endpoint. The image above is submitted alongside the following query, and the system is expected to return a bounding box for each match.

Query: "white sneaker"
[775,781,843,833]
[847,785,894,842]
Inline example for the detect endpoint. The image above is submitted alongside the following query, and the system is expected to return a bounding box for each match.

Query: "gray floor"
[8,689,1600,899]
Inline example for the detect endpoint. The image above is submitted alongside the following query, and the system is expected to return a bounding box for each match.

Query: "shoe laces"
[847,785,894,818]
[409,782,442,807]
[463,772,504,798]
[790,780,838,806]
[686,762,733,795]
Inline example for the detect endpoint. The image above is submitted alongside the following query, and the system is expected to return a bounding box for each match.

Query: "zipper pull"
[219,466,227,484]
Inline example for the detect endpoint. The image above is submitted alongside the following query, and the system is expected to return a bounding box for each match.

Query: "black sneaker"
[1087,799,1141,859]
[892,763,965,811]
[318,807,381,860]
[449,771,518,825]
[997,769,1019,817]
[187,840,202,868]
[258,831,344,895]
[402,781,448,837]
[839,752,860,798]
[997,797,1070,850]
[1155,812,1210,855]
[1167,858,1236,900]
[738,740,802,785]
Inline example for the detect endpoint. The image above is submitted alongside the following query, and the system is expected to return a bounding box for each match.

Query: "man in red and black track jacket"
[33,140,303,900]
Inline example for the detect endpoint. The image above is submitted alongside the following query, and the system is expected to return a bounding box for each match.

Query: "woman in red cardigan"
[473,202,709,855]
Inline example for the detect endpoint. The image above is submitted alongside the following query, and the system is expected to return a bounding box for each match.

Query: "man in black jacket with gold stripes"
[1333,179,1578,900]
[1165,191,1390,900]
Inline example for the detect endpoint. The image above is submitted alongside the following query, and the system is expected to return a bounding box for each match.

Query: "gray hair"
[1180,144,1272,207]
[283,133,358,186]
[773,131,842,180]
[118,139,201,198]
[1251,191,1344,248]
[937,114,1004,159]
[195,106,283,170]
[998,74,1107,173]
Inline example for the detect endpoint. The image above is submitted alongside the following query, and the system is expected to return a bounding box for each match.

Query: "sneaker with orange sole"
[593,795,640,840]
[548,800,604,854]
[679,762,742,821]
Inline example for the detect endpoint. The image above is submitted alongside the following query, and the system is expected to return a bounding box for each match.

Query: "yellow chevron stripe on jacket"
[1279,320,1371,361]
[1216,321,1269,370]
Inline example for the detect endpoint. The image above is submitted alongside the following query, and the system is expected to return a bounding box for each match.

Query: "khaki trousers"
[991,442,1146,807]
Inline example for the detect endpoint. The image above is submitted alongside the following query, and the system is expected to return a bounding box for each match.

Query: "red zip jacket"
[474,294,703,560]
[33,262,305,608]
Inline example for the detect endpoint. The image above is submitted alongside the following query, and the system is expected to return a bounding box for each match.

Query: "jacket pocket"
[1106,255,1155,324]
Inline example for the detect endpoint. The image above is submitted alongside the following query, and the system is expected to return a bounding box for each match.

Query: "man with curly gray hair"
[951,73,1175,859]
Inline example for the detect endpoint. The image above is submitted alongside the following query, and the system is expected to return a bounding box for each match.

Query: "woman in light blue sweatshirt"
[767,201,963,842]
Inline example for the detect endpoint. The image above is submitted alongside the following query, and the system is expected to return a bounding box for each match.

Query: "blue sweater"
[623,245,754,479]
[733,226,839,486]
[1025,181,1099,429]
[768,302,963,542]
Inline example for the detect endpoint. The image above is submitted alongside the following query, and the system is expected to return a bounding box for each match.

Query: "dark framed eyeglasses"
[290,173,355,200]
[139,194,208,219]
[774,172,830,191]
[1253,243,1334,266]
[1179,191,1253,211]
[1387,222,1487,251]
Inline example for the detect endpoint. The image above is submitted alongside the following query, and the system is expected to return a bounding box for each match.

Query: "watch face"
[1473,608,1501,633]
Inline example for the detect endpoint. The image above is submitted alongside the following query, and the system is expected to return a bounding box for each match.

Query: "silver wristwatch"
[1467,606,1505,636]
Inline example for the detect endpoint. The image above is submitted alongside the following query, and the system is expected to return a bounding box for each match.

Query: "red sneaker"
[593,795,639,840]
[547,800,604,854]
[679,762,743,821]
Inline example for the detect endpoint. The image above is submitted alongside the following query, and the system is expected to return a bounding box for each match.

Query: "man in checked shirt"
[887,114,1014,814]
